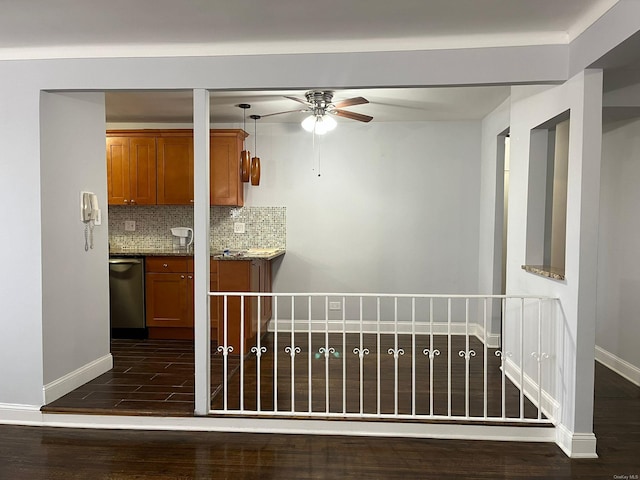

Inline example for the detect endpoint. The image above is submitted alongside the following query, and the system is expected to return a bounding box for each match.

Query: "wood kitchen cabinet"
[157,134,194,205]
[145,256,223,340]
[210,130,248,207]
[145,256,194,339]
[214,259,271,353]
[106,135,157,205]
[107,129,248,207]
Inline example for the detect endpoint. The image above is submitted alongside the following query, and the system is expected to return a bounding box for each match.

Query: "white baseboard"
[595,345,640,387]
[43,354,113,404]
[0,403,43,425]
[555,423,598,458]
[36,413,555,444]
[503,357,559,423]
[268,320,501,347]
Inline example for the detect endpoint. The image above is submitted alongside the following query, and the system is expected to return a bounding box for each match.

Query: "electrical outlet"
[124,220,136,232]
[329,301,341,310]
[234,222,246,234]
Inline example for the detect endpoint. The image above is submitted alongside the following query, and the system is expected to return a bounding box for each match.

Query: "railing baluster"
[447,297,452,418]
[537,298,542,420]
[429,298,434,417]
[273,296,278,413]
[324,296,330,414]
[411,297,416,416]
[342,295,346,415]
[240,295,245,412]
[290,296,296,413]
[483,297,488,419]
[360,296,364,415]
[221,296,229,411]
[501,297,506,419]
[520,297,525,419]
[465,298,470,418]
[256,294,262,412]
[308,296,312,414]
[394,297,399,415]
[376,297,381,416]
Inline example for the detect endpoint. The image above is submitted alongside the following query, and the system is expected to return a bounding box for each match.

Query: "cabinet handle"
[188,275,193,279]
[123,199,128,203]
[181,275,185,279]
[130,199,136,204]
[190,199,194,203]
[163,263,168,268]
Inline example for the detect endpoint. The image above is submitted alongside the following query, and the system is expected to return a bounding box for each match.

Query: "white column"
[193,89,211,416]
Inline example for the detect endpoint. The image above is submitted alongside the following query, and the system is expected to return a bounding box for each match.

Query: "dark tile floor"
[42,339,238,416]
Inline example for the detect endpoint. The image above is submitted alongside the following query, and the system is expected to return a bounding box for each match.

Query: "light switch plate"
[234,222,246,234]
[124,220,136,232]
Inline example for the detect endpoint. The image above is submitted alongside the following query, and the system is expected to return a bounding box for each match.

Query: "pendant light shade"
[239,104,251,183]
[250,114,261,186]
[241,150,250,182]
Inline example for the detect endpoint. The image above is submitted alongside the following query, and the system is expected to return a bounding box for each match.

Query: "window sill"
[521,265,565,281]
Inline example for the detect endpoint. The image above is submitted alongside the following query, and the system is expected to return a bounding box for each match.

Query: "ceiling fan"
[262,90,373,134]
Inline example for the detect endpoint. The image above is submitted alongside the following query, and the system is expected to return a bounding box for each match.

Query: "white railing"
[207,293,558,425]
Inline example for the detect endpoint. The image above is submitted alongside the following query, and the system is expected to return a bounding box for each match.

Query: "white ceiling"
[1,0,619,124]
[105,87,512,124]
[0,0,619,59]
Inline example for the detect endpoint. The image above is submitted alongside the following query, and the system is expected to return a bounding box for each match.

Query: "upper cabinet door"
[157,136,194,205]
[211,130,246,207]
[106,137,131,205]
[129,137,157,205]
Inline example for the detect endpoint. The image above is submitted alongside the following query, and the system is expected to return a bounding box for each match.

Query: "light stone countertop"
[109,247,285,261]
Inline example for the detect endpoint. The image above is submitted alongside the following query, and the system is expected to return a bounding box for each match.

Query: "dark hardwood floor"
[43,335,540,421]
[2,363,639,479]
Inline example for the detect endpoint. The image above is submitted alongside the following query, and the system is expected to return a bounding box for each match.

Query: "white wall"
[0,82,45,406]
[477,99,510,334]
[40,92,111,392]
[597,116,640,376]
[243,121,482,296]
[506,70,603,456]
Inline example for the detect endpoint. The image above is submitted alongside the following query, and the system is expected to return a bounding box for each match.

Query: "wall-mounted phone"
[80,191,101,251]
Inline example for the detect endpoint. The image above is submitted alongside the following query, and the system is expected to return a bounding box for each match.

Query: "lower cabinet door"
[145,273,192,327]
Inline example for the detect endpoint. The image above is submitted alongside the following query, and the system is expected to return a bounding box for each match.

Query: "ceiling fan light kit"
[260,90,373,134]
[301,113,337,135]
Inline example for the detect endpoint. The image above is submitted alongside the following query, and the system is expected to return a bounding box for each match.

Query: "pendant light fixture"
[249,114,261,186]
[239,104,251,182]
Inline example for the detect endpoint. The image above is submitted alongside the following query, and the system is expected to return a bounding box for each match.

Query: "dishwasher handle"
[109,258,143,265]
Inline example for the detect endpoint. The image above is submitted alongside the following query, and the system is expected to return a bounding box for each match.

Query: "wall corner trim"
[555,424,598,458]
[595,345,640,387]
[43,354,113,405]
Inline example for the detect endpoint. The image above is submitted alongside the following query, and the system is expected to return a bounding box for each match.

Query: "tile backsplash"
[108,205,286,251]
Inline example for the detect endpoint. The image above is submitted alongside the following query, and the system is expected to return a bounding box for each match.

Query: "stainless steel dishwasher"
[108,257,146,338]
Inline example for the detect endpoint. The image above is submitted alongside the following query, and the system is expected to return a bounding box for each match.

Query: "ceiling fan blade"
[284,95,312,106]
[260,109,308,118]
[332,96,369,108]
[332,109,373,123]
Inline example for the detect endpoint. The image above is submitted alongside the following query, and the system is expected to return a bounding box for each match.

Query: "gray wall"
[40,92,111,386]
[597,116,640,374]
[506,71,603,441]
[243,121,482,296]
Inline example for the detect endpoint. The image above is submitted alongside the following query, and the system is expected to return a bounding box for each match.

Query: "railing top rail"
[207,292,557,300]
